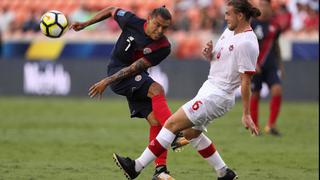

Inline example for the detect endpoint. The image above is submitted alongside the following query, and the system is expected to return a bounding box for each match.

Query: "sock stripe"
[149,126,167,166]
[198,144,216,158]
[148,139,167,157]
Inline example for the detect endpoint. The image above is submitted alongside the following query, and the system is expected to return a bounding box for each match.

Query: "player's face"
[146,15,171,40]
[225,5,240,31]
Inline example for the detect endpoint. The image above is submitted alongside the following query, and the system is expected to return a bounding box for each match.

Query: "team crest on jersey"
[117,10,127,16]
[216,47,223,59]
[229,45,234,51]
[135,75,142,81]
[143,48,152,55]
[269,25,276,32]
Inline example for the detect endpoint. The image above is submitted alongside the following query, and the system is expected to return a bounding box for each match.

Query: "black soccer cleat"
[152,165,175,180]
[113,153,140,180]
[265,126,282,136]
[217,168,238,180]
[171,132,189,152]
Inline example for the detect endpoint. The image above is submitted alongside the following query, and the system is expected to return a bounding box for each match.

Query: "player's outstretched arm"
[88,58,152,99]
[240,73,259,136]
[70,6,117,31]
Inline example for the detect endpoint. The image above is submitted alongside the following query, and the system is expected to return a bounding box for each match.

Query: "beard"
[227,24,236,31]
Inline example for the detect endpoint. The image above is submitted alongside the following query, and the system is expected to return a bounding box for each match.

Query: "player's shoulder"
[114,8,144,21]
[113,8,131,17]
[236,34,258,51]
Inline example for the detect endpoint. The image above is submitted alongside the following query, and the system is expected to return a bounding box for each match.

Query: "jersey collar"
[144,21,147,33]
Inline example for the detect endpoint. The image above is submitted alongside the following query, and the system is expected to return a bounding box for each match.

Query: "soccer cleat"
[113,153,140,180]
[217,168,238,180]
[152,165,175,180]
[171,132,189,152]
[264,126,281,136]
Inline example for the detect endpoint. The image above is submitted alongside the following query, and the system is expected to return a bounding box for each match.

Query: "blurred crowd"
[0,0,319,59]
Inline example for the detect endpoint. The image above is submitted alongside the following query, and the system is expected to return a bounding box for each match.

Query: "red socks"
[250,95,282,128]
[250,96,259,128]
[268,95,282,128]
[149,126,167,166]
[149,94,171,166]
[151,94,172,126]
[150,94,172,166]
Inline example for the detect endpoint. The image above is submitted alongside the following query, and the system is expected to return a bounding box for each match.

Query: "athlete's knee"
[164,108,193,134]
[147,82,165,97]
[252,91,261,98]
[146,112,161,126]
[163,119,180,134]
[148,119,161,126]
[271,84,282,96]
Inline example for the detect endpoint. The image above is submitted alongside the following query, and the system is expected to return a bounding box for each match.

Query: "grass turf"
[0,97,318,180]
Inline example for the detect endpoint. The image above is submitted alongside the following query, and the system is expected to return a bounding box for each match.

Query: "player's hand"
[69,22,88,31]
[88,79,109,99]
[242,114,259,136]
[202,40,213,61]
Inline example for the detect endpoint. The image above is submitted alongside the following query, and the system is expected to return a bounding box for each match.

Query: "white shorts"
[182,80,235,131]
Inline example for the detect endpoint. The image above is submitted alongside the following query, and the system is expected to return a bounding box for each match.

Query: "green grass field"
[0,97,318,180]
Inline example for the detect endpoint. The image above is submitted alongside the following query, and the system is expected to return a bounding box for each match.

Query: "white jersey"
[208,28,259,97]
[182,28,259,131]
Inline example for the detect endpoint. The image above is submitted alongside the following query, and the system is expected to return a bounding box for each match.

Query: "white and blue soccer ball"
[40,10,68,38]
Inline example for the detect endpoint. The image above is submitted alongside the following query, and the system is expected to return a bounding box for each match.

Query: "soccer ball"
[40,10,68,38]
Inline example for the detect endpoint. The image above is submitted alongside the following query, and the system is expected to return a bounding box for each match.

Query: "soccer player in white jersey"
[113,0,261,179]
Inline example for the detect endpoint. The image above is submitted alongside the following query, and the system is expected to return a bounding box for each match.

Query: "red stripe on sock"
[268,95,282,127]
[152,94,172,126]
[198,144,216,158]
[148,139,167,157]
[250,96,259,128]
[149,126,167,166]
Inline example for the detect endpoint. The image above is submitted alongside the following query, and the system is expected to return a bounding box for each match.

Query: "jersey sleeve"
[236,41,259,74]
[144,46,171,66]
[113,8,135,29]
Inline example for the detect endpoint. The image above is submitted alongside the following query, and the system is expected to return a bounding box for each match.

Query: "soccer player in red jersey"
[250,0,288,136]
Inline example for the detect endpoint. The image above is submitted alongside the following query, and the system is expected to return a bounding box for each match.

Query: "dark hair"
[227,0,261,21]
[150,6,172,20]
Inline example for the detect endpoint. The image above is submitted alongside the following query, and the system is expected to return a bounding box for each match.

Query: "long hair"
[227,0,261,21]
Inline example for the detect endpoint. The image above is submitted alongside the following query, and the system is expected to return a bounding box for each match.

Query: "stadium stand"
[0,0,318,59]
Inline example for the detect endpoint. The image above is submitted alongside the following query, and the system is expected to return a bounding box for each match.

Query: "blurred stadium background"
[0,0,318,99]
[0,0,318,179]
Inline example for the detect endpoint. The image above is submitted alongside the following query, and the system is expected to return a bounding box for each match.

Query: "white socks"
[134,129,228,177]
[190,133,227,177]
[135,128,176,172]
